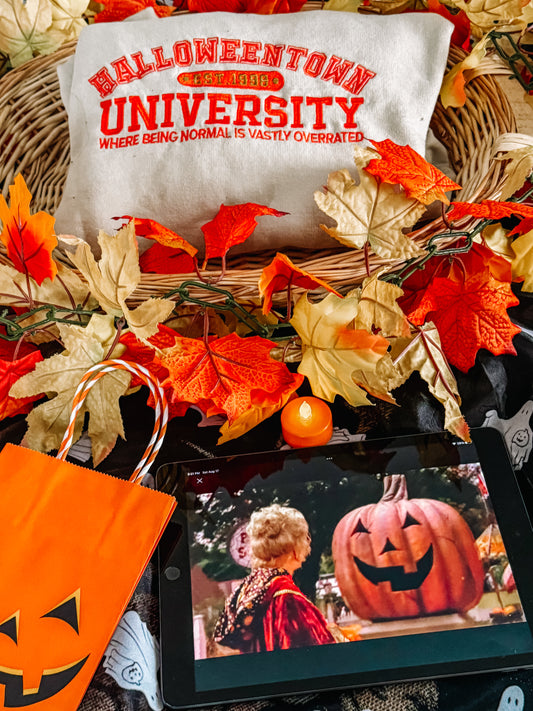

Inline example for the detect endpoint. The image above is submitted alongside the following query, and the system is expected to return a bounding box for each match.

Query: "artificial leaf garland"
[0,335,44,420]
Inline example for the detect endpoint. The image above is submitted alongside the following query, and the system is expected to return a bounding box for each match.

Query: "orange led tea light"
[281,396,333,448]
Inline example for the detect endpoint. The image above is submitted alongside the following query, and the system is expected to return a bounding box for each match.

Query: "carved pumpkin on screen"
[332,474,484,620]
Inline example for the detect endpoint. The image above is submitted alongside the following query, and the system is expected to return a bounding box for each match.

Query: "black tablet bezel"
[157,428,533,709]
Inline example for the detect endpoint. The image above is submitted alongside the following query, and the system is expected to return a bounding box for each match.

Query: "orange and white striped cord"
[56,359,168,484]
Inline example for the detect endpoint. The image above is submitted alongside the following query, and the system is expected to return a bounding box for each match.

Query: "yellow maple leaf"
[389,323,470,441]
[314,149,425,260]
[480,224,514,262]
[290,292,390,407]
[511,228,533,292]
[10,314,129,464]
[440,35,491,109]
[69,223,174,339]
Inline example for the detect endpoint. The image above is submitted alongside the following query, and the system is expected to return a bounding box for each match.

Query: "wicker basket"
[0,5,519,305]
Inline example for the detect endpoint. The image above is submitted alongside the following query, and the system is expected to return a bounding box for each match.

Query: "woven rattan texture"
[0,11,518,304]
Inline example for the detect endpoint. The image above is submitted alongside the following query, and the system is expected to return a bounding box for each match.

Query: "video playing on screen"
[188,463,523,661]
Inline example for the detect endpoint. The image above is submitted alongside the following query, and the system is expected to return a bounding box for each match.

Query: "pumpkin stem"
[381,474,408,502]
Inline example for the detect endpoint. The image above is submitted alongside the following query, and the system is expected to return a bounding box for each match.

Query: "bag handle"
[56,359,169,484]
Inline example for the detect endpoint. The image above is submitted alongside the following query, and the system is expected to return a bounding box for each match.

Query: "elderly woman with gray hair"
[214,504,335,654]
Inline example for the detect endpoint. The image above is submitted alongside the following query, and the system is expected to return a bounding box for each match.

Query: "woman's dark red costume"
[214,568,335,654]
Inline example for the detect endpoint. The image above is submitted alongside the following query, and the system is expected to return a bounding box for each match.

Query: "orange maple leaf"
[201,203,287,268]
[158,332,303,422]
[95,0,173,22]
[120,325,190,419]
[259,252,341,315]
[0,336,43,421]
[400,249,520,372]
[0,175,57,285]
[366,139,461,205]
[126,217,198,258]
[448,200,533,223]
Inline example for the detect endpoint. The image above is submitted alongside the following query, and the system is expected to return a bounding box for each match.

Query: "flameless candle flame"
[299,400,313,421]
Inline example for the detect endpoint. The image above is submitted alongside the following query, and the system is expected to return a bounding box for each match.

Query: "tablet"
[156,428,533,709]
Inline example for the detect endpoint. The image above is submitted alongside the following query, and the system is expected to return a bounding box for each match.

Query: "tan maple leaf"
[10,314,130,464]
[290,292,390,407]
[480,224,514,262]
[389,323,470,441]
[447,0,525,33]
[0,0,59,67]
[69,223,174,339]
[353,274,410,338]
[511,228,533,292]
[495,145,533,201]
[48,0,89,44]
[314,149,425,260]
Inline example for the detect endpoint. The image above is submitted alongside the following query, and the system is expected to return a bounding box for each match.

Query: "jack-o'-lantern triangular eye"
[402,512,421,528]
[42,590,80,634]
[0,612,19,644]
[352,519,370,535]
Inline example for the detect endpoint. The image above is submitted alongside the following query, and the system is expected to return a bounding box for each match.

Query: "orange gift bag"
[0,359,176,711]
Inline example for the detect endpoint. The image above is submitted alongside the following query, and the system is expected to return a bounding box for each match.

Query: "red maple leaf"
[447,200,533,223]
[188,0,305,10]
[510,216,533,237]
[201,203,287,268]
[121,325,190,419]
[95,0,173,22]
[158,332,303,422]
[366,139,461,205]
[426,0,470,51]
[0,337,43,420]
[259,252,341,314]
[140,244,196,274]
[403,271,520,372]
[0,175,57,285]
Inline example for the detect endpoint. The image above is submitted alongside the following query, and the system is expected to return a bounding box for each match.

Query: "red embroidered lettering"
[194,37,218,64]
[335,97,364,129]
[321,55,354,85]
[88,68,117,98]
[306,96,332,130]
[262,44,285,68]
[342,64,377,95]
[161,93,175,128]
[111,56,139,84]
[264,95,288,128]
[100,98,127,136]
[240,41,262,64]
[176,93,205,127]
[220,38,241,62]
[128,95,159,132]
[285,46,307,71]
[205,93,231,124]
[173,40,193,67]
[303,52,327,78]
[234,94,261,126]
[130,51,155,79]
[290,96,304,128]
[151,46,174,71]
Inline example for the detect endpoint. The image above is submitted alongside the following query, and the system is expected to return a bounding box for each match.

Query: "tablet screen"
[158,430,533,708]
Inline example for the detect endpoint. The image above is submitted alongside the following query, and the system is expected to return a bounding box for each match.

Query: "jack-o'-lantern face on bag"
[332,474,484,621]
[0,442,175,711]
[0,591,88,708]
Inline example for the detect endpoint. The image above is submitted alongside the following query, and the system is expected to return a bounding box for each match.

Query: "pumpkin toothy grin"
[353,544,434,591]
[0,656,89,707]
